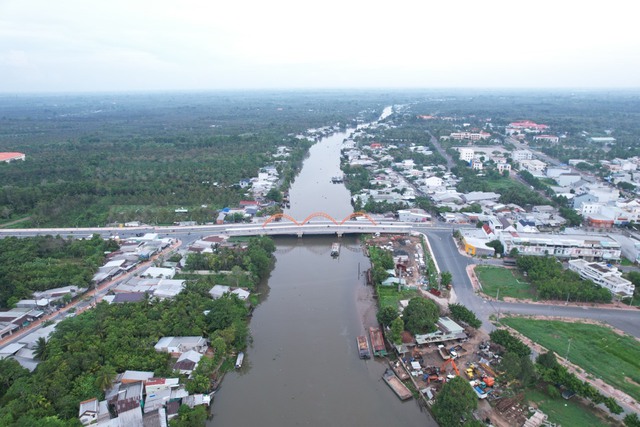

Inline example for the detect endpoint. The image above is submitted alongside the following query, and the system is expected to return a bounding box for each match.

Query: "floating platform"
[382,369,412,401]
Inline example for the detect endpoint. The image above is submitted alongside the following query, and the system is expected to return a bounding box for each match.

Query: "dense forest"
[0,235,119,308]
[0,91,407,227]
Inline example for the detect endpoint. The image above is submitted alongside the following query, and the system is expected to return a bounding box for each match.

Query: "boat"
[357,335,371,359]
[331,242,340,257]
[235,352,244,369]
[368,326,387,357]
[382,369,412,401]
[390,361,410,381]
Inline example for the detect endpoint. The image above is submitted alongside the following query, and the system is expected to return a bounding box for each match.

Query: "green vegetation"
[517,256,612,303]
[431,376,478,427]
[403,297,439,335]
[503,317,640,402]
[0,234,119,308]
[184,236,275,290]
[0,92,389,227]
[448,303,481,329]
[375,286,419,309]
[489,329,531,358]
[475,265,536,300]
[525,389,616,427]
[0,285,249,425]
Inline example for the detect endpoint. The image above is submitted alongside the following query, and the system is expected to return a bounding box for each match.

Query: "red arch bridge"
[224,211,412,237]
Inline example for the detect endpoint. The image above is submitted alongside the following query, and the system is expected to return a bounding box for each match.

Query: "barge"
[382,369,412,401]
[368,326,387,357]
[357,335,371,359]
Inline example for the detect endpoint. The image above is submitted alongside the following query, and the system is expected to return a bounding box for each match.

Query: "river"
[210,109,436,426]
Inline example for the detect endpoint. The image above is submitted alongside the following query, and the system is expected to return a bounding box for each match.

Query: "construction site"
[364,233,622,427]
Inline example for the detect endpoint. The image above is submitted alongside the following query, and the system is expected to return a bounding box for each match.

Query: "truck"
[437,344,451,360]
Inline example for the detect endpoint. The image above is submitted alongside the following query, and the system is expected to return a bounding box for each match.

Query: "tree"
[440,271,452,289]
[390,317,404,345]
[624,413,640,427]
[431,376,478,427]
[403,297,439,335]
[448,303,481,329]
[376,306,399,326]
[94,365,117,392]
[536,351,559,370]
[486,240,504,256]
[33,337,48,361]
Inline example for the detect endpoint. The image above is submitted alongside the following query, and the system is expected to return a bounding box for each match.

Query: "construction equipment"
[441,358,460,377]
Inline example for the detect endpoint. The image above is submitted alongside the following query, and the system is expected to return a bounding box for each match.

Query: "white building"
[398,209,432,222]
[512,149,533,161]
[458,148,474,163]
[519,159,547,174]
[568,259,635,297]
[500,231,621,261]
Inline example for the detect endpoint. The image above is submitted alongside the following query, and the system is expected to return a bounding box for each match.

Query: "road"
[3,221,640,344]
[419,227,640,338]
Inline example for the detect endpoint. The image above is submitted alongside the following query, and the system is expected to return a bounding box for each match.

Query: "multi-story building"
[533,135,559,143]
[512,149,533,161]
[450,132,491,141]
[500,231,621,261]
[568,259,635,297]
[458,148,474,163]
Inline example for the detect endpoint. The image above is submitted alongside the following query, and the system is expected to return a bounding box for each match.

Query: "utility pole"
[566,338,572,362]
[496,288,501,321]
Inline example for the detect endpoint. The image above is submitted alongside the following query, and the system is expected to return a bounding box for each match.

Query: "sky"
[1,0,639,92]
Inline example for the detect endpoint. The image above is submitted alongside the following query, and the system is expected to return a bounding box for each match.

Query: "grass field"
[376,286,420,309]
[475,265,536,300]
[503,317,640,402]
[525,389,616,426]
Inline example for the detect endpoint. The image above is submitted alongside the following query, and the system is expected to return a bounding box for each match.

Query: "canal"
[210,112,437,426]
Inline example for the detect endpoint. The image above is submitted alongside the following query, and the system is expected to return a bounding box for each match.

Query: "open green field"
[525,389,616,426]
[475,265,536,300]
[376,286,420,309]
[503,317,640,402]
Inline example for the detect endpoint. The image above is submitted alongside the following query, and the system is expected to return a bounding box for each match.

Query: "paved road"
[418,227,640,338]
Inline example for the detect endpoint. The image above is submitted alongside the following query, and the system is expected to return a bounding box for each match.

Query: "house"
[231,288,251,301]
[78,398,99,425]
[173,350,203,376]
[154,336,208,355]
[0,152,26,163]
[415,317,466,345]
[140,267,175,279]
[398,209,431,223]
[209,285,230,299]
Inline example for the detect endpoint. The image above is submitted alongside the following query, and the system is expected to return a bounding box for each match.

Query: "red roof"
[239,200,258,206]
[0,152,24,161]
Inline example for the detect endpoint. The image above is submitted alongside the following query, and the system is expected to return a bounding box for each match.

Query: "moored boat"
[382,369,412,401]
[369,326,387,357]
[235,352,244,369]
[331,242,340,257]
[357,335,371,359]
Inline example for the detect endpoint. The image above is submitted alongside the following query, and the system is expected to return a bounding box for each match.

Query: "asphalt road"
[418,227,640,338]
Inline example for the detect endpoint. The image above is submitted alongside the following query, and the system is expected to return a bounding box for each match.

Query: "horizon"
[1,1,639,93]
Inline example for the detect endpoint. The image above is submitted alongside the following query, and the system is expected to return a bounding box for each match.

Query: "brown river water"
[209,121,437,426]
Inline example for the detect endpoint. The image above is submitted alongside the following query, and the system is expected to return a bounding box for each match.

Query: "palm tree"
[33,337,48,361]
[95,365,117,392]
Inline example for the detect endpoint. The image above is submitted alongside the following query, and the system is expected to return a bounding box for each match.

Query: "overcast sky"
[1,0,639,92]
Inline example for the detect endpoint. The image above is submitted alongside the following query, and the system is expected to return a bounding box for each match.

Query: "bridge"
[0,212,416,239]
[225,212,412,237]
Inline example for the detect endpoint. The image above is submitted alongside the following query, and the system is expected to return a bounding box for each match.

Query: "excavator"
[441,358,460,378]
